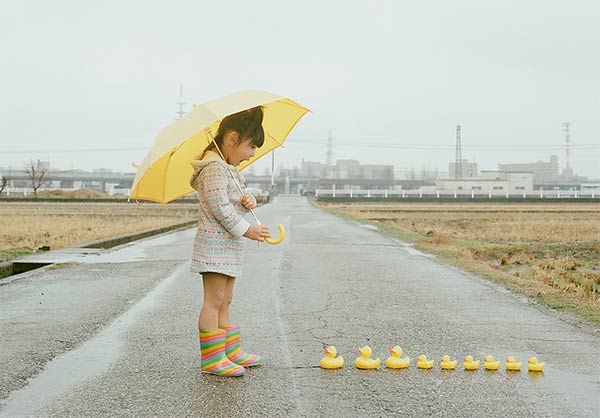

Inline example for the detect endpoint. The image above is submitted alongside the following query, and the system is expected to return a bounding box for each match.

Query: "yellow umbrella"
[129,90,310,204]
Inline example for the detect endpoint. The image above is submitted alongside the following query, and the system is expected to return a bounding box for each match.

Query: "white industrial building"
[433,171,534,193]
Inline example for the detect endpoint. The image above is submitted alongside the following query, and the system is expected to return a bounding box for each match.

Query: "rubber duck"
[463,355,480,371]
[440,355,457,370]
[505,356,522,371]
[355,346,380,369]
[385,346,410,369]
[320,346,344,369]
[484,355,500,371]
[527,357,545,372]
[416,354,434,369]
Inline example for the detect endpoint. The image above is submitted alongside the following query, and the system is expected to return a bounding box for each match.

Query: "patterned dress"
[189,151,250,278]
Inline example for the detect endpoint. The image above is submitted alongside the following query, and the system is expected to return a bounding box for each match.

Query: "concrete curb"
[0,219,196,283]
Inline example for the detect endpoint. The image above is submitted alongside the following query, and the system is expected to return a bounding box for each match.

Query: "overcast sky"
[1,0,599,178]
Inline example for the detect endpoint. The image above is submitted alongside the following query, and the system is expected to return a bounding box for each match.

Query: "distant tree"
[0,175,8,194]
[384,166,394,182]
[25,160,49,196]
[419,166,439,182]
[408,167,417,182]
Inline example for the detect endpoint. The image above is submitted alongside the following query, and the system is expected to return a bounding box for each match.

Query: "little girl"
[189,106,270,377]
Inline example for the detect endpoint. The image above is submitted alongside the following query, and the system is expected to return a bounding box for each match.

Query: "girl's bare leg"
[198,273,228,331]
[218,277,236,328]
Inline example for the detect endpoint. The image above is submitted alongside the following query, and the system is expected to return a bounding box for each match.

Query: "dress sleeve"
[195,162,250,238]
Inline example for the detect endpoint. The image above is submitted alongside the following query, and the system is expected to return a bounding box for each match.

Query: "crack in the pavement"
[271,234,306,418]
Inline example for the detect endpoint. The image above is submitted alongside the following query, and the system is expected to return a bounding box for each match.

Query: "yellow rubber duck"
[355,346,380,369]
[484,355,500,371]
[320,346,344,369]
[463,355,480,371]
[440,355,457,370]
[527,357,545,372]
[505,356,522,371]
[416,354,434,369]
[385,346,410,369]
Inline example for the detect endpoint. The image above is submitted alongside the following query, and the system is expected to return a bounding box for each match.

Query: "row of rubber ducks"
[320,346,545,372]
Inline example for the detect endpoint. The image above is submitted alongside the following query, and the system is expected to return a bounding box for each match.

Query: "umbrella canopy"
[129,90,310,203]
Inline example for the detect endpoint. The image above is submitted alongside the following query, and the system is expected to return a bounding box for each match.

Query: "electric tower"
[176,84,186,119]
[562,122,571,171]
[455,125,462,179]
[326,129,333,166]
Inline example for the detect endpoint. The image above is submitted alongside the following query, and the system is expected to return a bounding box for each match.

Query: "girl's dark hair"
[213,106,265,148]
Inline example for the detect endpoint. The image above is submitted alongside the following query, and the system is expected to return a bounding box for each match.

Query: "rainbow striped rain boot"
[199,329,245,376]
[223,325,263,367]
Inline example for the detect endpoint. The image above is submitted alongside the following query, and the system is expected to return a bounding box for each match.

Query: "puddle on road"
[79,228,195,263]
[354,222,436,258]
[397,242,436,259]
[0,263,189,418]
[529,365,600,413]
[355,222,379,231]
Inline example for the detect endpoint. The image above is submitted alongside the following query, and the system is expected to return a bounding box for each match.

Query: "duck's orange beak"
[324,347,330,354]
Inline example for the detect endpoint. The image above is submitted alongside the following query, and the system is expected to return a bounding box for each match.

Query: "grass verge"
[315,201,600,325]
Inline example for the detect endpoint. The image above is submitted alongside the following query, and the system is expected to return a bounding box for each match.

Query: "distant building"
[359,165,394,181]
[499,155,588,186]
[0,167,134,196]
[435,171,534,193]
[499,155,559,183]
[449,159,478,179]
[300,160,325,177]
[300,159,394,181]
[335,159,361,179]
[581,183,600,191]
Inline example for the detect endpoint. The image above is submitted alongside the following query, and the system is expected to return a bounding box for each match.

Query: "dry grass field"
[0,202,197,262]
[315,201,600,324]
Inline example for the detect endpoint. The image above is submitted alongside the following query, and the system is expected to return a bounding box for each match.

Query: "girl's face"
[221,131,258,166]
[227,138,257,167]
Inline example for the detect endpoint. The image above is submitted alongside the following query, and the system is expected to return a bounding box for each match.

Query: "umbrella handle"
[264,224,285,245]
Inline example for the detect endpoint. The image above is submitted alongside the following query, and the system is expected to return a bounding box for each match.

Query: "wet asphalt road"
[1,196,599,417]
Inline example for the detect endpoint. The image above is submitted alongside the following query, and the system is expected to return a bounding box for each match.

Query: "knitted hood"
[189,150,244,188]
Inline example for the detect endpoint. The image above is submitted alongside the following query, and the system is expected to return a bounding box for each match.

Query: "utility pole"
[326,129,333,166]
[455,125,462,180]
[271,150,275,200]
[176,83,186,119]
[562,122,571,171]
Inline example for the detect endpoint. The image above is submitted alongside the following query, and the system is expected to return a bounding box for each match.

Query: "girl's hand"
[243,225,270,242]
[240,193,257,210]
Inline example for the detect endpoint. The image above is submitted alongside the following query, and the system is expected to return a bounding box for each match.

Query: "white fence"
[315,189,599,199]
[0,187,131,197]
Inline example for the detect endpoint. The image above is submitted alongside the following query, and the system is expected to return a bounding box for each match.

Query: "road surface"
[1,196,599,417]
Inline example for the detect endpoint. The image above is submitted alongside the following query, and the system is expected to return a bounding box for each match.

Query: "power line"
[291,141,600,151]
[3,143,600,154]
[4,147,147,154]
